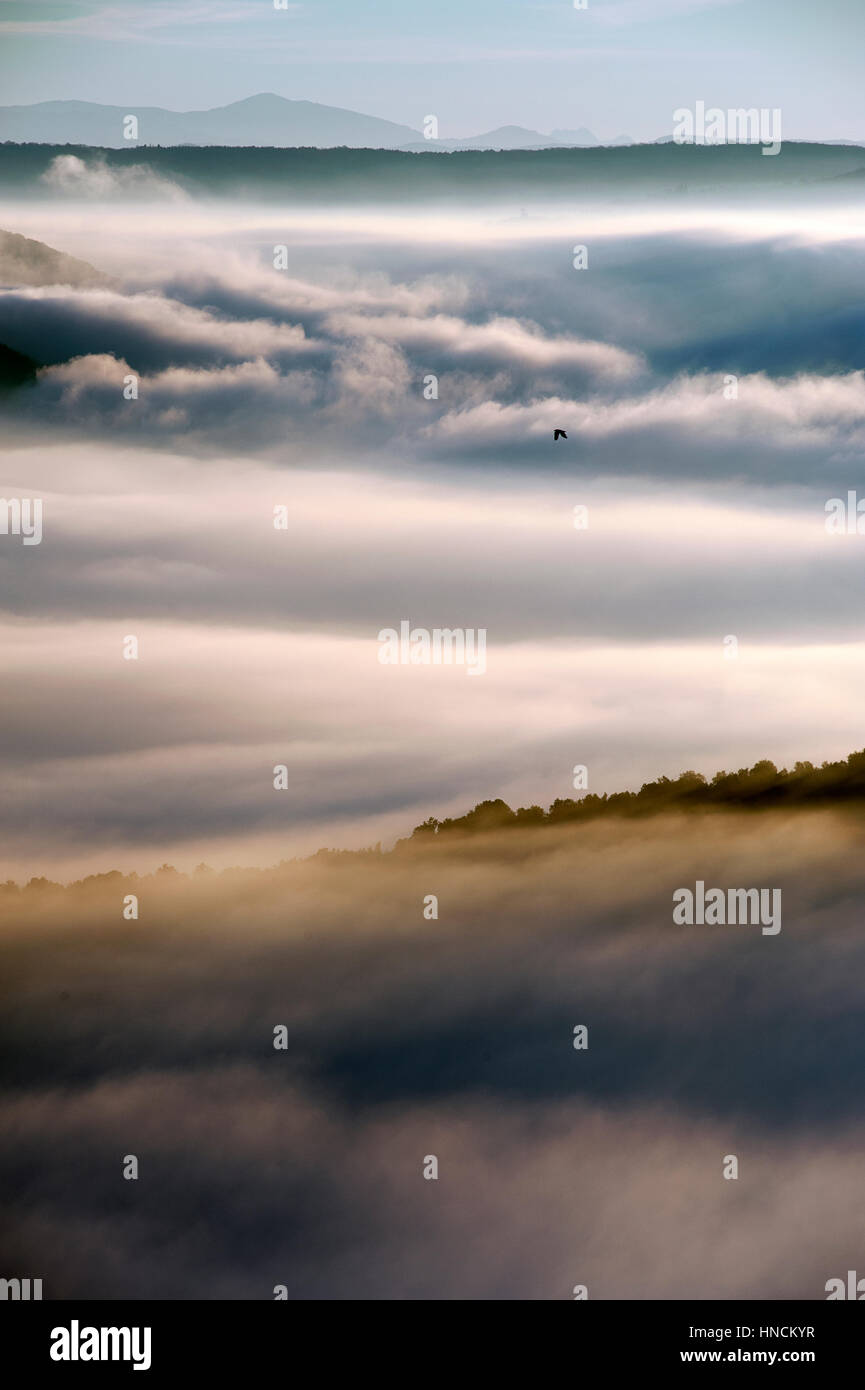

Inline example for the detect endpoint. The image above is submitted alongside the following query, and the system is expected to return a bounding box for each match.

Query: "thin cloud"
[0,1,297,43]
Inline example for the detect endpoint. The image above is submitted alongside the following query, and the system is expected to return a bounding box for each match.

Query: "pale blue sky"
[0,0,862,141]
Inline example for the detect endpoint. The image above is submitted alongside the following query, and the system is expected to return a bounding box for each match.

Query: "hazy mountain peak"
[401,124,561,152]
[0,228,109,289]
[220,93,309,111]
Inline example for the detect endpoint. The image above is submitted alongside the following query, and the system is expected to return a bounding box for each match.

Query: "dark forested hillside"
[1,140,864,202]
[408,749,865,840]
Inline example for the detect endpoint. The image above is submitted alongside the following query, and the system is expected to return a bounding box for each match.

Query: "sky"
[0,0,863,142]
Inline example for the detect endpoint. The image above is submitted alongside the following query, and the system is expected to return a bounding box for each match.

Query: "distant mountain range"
[0,95,861,153]
[0,94,635,150]
[0,95,419,149]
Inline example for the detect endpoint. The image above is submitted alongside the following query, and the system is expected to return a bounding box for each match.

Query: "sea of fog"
[1,178,865,876]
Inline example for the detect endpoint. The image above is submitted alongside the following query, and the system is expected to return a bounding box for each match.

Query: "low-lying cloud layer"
[2,198,865,872]
[2,812,864,1298]
[3,201,865,474]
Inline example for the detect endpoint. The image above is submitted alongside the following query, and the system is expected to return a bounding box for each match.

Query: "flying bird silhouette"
[554,429,568,441]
